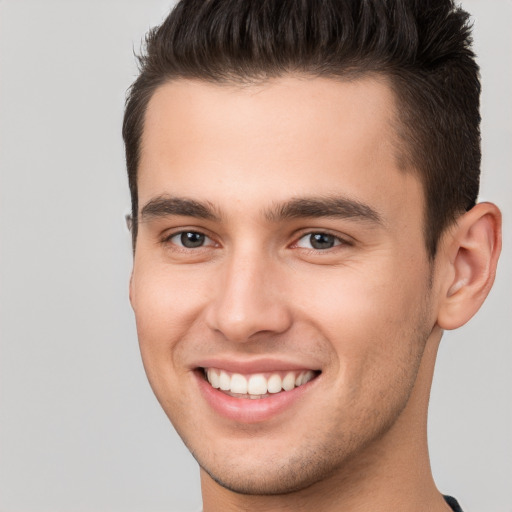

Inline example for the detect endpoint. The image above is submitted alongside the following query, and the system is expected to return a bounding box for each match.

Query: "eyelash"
[161,230,217,250]
[161,229,351,252]
[293,231,350,251]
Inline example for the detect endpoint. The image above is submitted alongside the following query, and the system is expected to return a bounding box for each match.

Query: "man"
[123,1,502,510]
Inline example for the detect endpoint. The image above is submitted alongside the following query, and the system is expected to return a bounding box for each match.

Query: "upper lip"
[193,357,320,374]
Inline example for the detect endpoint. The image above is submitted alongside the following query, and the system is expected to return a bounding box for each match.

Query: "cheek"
[299,270,430,438]
[132,262,210,333]
[130,263,211,385]
[290,261,430,376]
[130,266,211,422]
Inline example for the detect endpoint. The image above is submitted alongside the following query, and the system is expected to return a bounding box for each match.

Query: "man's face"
[130,76,439,494]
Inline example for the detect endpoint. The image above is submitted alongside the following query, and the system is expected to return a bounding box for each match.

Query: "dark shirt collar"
[444,495,464,511]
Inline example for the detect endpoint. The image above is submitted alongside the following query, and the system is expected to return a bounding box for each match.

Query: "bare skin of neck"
[200,330,453,512]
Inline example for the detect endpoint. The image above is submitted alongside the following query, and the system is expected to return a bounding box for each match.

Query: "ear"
[436,202,502,330]
[129,270,135,309]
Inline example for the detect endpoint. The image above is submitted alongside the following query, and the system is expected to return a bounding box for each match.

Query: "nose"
[205,251,293,342]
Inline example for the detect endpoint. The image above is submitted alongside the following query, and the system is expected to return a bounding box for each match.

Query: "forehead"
[138,76,421,226]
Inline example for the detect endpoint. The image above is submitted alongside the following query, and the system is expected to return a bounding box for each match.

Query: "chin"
[189,430,361,497]
[199,458,331,496]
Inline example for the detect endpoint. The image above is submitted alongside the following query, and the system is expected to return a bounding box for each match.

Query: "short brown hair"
[123,0,481,257]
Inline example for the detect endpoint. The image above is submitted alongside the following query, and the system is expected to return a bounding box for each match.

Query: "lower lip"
[195,370,318,424]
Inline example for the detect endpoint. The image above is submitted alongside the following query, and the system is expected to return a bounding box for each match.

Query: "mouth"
[200,367,320,399]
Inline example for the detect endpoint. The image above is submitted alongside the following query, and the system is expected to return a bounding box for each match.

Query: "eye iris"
[310,233,335,249]
[180,232,205,248]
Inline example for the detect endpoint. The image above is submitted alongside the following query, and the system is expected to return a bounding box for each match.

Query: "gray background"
[0,1,510,511]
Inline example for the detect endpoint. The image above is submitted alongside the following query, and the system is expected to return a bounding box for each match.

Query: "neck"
[201,330,451,512]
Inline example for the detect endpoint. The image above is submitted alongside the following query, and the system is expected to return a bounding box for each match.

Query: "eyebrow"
[265,196,382,224]
[139,194,382,225]
[140,196,221,222]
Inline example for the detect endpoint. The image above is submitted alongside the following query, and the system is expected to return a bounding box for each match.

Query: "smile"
[202,368,318,399]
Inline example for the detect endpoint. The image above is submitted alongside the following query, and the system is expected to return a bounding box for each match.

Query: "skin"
[129,76,501,511]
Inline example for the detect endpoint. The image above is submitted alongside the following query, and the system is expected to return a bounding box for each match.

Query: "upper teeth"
[205,368,316,396]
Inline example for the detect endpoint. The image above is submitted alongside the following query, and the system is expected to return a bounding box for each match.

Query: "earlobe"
[437,202,502,330]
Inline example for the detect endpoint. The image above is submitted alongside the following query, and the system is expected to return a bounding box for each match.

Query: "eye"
[295,232,343,250]
[168,231,215,249]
